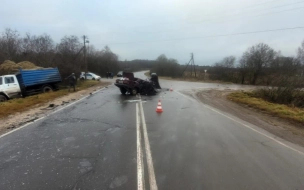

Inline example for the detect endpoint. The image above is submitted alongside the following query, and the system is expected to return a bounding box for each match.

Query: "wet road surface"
[1,71,304,190]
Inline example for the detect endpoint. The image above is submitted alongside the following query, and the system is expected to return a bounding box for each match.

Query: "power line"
[188,1,304,25]
[98,3,304,36]
[100,0,291,33]
[185,0,289,21]
[231,0,286,9]
[138,4,304,35]
[99,26,304,45]
[209,6,304,25]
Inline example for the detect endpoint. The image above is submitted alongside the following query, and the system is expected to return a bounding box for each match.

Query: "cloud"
[0,0,303,65]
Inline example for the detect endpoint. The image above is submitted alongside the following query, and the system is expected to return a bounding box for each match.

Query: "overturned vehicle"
[114,72,161,95]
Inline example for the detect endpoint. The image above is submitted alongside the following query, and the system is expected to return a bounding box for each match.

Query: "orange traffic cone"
[156,100,163,113]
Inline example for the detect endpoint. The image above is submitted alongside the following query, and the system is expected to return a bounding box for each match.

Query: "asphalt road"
[1,71,304,190]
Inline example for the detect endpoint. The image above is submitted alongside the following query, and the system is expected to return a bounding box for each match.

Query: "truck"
[0,68,62,102]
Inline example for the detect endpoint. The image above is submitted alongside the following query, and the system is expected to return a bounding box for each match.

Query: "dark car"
[114,72,161,95]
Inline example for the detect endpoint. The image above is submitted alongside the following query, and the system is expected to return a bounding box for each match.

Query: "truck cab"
[0,75,22,101]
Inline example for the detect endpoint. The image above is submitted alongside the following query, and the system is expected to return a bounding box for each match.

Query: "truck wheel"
[120,88,127,95]
[0,95,7,102]
[42,86,53,93]
[131,88,138,95]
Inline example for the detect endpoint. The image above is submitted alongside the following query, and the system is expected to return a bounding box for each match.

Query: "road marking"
[139,100,158,190]
[136,103,144,190]
[0,86,108,139]
[175,91,304,156]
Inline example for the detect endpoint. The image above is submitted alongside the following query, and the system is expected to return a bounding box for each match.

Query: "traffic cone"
[156,100,163,113]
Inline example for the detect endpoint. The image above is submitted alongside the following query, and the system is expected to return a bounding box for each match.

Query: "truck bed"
[16,68,62,87]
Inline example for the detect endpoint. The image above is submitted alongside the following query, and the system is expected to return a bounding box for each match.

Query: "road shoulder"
[190,89,304,147]
[0,81,111,136]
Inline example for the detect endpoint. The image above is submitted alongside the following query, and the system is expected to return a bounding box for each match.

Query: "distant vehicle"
[114,72,161,95]
[0,68,62,102]
[80,72,101,80]
[117,71,123,77]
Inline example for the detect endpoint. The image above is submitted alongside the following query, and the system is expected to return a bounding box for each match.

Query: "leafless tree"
[151,54,181,78]
[215,56,235,68]
[210,56,236,82]
[87,46,119,77]
[296,40,304,76]
[32,34,55,67]
[240,43,276,85]
[297,40,304,65]
[0,28,22,62]
[55,35,83,77]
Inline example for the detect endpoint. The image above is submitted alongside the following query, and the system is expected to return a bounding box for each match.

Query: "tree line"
[0,28,119,78]
[118,59,156,72]
[152,41,304,86]
[150,41,304,107]
[1,27,303,88]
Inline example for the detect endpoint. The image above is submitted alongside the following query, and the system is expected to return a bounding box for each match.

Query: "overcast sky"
[1,0,304,65]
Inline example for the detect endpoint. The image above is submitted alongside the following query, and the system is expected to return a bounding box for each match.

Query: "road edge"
[0,85,111,139]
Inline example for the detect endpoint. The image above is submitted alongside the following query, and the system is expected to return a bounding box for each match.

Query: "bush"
[253,87,304,108]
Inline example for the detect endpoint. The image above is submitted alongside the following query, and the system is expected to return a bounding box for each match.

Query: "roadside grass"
[228,91,304,125]
[0,80,106,119]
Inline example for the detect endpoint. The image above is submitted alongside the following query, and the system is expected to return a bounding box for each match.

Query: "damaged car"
[114,72,161,95]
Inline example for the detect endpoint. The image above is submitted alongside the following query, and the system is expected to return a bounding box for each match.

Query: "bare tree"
[211,56,236,82]
[296,40,304,76]
[151,54,181,78]
[238,56,250,84]
[55,35,83,77]
[87,46,119,77]
[32,34,55,67]
[215,56,235,68]
[240,43,276,85]
[297,40,304,65]
[0,28,22,62]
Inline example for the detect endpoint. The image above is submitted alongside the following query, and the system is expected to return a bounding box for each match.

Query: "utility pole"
[192,53,196,78]
[82,35,88,79]
[182,53,197,78]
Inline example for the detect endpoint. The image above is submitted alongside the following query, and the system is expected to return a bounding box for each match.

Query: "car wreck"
[114,72,161,95]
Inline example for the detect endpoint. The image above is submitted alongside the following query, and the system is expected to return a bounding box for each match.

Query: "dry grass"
[0,80,105,118]
[228,91,304,125]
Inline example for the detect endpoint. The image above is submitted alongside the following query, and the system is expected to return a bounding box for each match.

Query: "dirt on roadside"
[186,89,304,147]
[0,81,111,136]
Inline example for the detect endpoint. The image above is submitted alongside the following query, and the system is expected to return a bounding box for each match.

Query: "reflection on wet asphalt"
[0,71,304,190]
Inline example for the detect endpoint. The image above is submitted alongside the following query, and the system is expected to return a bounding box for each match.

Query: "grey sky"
[1,0,304,65]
